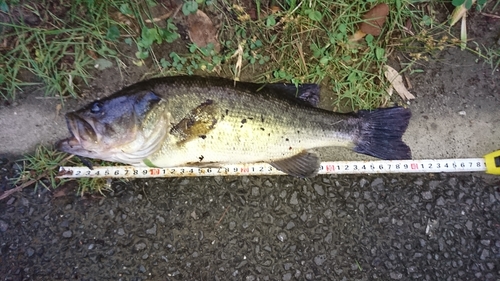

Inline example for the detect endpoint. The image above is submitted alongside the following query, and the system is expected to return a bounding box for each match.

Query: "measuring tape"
[57,150,500,178]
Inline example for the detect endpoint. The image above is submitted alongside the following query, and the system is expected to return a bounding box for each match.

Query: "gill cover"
[56,91,165,164]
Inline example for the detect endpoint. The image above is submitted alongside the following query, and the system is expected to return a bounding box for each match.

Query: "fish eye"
[90,102,103,113]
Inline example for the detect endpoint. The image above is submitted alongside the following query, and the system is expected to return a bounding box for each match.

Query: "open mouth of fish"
[56,112,97,154]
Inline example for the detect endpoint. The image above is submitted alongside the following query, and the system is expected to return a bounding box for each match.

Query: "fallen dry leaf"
[55,103,62,117]
[187,10,221,52]
[231,42,244,81]
[383,65,415,100]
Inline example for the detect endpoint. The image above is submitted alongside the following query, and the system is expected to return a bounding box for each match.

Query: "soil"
[0,1,499,281]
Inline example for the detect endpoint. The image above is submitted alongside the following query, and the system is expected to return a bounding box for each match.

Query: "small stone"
[323,209,333,219]
[139,265,146,273]
[413,179,424,186]
[26,247,35,257]
[313,184,324,196]
[314,254,327,266]
[371,178,384,187]
[251,186,259,196]
[480,249,489,260]
[480,239,490,246]
[363,191,371,200]
[277,232,287,242]
[88,244,95,250]
[481,239,490,246]
[0,219,8,232]
[62,230,72,238]
[486,262,495,270]
[324,232,333,244]
[290,192,298,205]
[421,191,432,200]
[390,272,402,279]
[359,178,368,187]
[282,273,292,281]
[448,177,458,186]
[279,190,287,198]
[135,242,147,251]
[146,224,157,235]
[429,181,441,189]
[300,213,307,222]
[465,220,473,231]
[191,210,199,220]
[59,220,69,228]
[286,221,295,230]
[117,228,125,236]
[20,197,29,207]
[436,196,445,206]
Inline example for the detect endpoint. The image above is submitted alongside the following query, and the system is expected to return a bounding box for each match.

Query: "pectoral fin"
[270,151,320,178]
[170,99,219,144]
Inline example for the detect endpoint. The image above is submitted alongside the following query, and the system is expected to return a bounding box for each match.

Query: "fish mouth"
[56,136,86,154]
[56,112,97,155]
[67,112,98,143]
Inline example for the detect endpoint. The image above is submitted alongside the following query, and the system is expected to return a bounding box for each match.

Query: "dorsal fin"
[261,83,320,107]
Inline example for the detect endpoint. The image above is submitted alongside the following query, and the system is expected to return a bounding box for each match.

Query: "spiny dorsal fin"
[261,83,320,107]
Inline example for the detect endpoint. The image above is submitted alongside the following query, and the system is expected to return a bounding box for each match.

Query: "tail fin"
[353,107,412,160]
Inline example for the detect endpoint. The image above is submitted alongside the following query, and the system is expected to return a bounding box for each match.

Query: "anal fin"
[270,151,320,178]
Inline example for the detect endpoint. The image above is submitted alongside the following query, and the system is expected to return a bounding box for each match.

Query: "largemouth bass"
[56,76,411,177]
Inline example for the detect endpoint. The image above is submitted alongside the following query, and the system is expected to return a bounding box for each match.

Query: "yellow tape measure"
[484,150,500,175]
[57,150,500,178]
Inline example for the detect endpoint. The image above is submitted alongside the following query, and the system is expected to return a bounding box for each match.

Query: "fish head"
[56,91,168,164]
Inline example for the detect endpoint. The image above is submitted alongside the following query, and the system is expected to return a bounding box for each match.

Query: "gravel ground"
[1,158,499,281]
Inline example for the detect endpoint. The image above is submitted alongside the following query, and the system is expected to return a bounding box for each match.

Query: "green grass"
[0,0,177,100]
[470,42,500,73]
[6,145,113,198]
[155,0,428,110]
[1,0,426,108]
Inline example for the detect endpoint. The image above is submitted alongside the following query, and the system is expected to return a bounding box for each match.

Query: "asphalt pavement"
[0,172,499,280]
